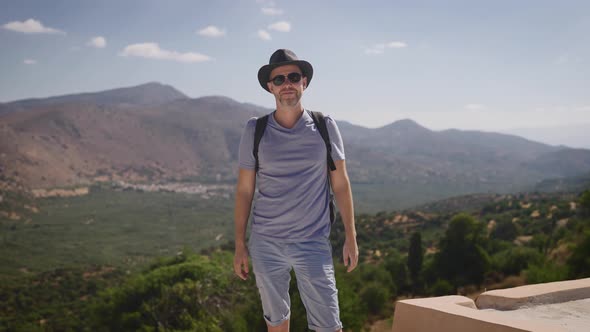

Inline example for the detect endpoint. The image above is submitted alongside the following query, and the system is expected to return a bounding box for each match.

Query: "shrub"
[567,231,590,278]
[490,220,520,242]
[491,247,543,276]
[361,283,390,315]
[525,261,568,284]
[428,279,454,296]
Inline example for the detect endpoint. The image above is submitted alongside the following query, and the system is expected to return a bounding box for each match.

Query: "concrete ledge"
[475,278,590,310]
[392,296,561,332]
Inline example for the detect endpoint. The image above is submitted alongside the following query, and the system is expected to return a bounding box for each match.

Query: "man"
[233,49,358,332]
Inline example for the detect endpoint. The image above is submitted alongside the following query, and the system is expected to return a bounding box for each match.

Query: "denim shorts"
[248,232,343,332]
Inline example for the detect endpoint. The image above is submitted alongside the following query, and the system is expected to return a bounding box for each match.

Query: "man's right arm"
[233,168,256,280]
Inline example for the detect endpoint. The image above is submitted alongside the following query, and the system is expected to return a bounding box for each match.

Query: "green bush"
[528,234,549,253]
[490,220,520,242]
[525,261,568,284]
[335,264,366,332]
[428,279,454,296]
[361,282,390,315]
[90,252,235,331]
[580,190,590,211]
[380,256,404,296]
[567,230,590,278]
[491,247,543,276]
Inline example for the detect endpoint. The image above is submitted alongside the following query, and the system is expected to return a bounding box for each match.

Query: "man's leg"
[268,319,341,332]
[267,318,289,332]
[249,233,293,329]
[289,238,343,332]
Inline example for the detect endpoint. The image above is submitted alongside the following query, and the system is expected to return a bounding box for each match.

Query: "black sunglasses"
[269,72,302,86]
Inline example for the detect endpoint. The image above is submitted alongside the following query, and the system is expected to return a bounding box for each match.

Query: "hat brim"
[257,60,313,92]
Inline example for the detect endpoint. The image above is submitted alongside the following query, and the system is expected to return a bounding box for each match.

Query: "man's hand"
[234,243,250,280]
[343,237,359,272]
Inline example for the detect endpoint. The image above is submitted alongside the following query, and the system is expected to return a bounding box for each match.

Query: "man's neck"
[274,104,304,129]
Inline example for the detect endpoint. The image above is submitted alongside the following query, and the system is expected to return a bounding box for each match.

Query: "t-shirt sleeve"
[325,115,345,161]
[238,117,258,170]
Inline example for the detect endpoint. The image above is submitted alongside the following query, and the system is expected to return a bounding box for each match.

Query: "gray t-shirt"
[238,110,345,241]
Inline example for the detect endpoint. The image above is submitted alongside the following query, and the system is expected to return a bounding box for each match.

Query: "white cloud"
[386,41,407,48]
[364,48,384,55]
[464,104,485,111]
[375,41,407,49]
[258,29,272,41]
[119,43,212,63]
[2,18,65,34]
[268,21,291,32]
[555,54,569,65]
[198,25,226,38]
[262,7,283,15]
[87,36,106,48]
[23,59,37,65]
[365,40,407,55]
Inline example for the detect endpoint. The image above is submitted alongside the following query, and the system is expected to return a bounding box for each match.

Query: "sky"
[1,0,589,147]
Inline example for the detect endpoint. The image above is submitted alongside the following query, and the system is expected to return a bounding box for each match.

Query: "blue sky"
[1,0,589,143]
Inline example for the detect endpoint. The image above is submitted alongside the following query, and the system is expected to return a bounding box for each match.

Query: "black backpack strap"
[253,115,270,173]
[308,110,337,171]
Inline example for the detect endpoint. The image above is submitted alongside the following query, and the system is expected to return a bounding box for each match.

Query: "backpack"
[253,110,337,223]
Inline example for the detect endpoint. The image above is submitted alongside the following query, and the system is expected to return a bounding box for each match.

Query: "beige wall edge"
[392,295,564,332]
[475,277,590,310]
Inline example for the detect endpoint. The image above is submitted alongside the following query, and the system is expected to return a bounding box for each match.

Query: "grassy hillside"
[0,185,234,282]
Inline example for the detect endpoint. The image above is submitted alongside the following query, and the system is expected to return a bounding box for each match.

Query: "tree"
[335,264,367,332]
[580,190,590,212]
[383,252,408,295]
[529,233,549,254]
[567,231,590,278]
[490,220,519,242]
[491,247,543,276]
[407,232,424,294]
[433,213,490,289]
[428,279,454,296]
[361,283,390,315]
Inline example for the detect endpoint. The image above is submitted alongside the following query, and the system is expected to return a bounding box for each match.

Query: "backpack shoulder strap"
[253,115,269,173]
[308,110,337,171]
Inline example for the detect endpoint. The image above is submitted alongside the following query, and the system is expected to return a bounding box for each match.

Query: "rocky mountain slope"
[1,82,589,200]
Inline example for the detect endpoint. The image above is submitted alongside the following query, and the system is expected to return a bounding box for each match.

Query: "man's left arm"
[330,159,358,272]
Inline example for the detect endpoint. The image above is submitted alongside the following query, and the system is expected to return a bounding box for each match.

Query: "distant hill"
[502,124,590,150]
[0,82,188,114]
[524,149,590,178]
[1,82,590,209]
[341,119,583,202]
[0,90,266,189]
[535,171,590,192]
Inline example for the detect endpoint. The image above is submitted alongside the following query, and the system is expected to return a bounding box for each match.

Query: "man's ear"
[267,82,273,92]
[302,77,308,90]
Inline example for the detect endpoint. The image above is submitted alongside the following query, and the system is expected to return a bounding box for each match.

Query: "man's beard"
[278,89,301,107]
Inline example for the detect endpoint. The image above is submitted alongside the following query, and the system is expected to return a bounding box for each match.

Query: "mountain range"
[1,82,589,209]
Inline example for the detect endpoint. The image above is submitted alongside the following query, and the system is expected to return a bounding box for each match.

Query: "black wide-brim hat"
[258,49,313,92]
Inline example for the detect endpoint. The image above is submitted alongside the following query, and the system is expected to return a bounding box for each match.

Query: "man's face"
[267,64,307,108]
